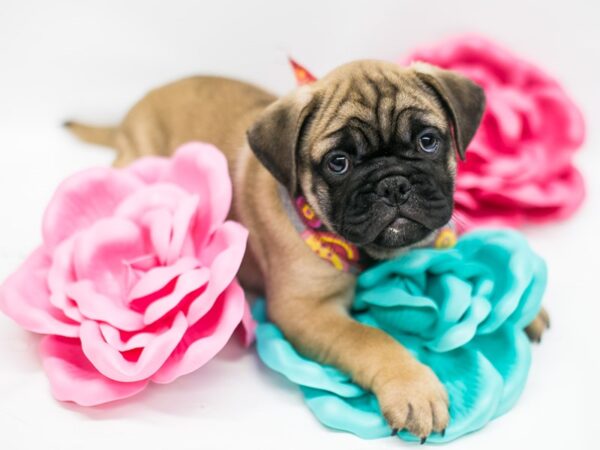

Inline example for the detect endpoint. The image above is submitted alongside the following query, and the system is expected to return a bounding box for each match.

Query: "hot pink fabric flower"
[404,35,586,230]
[0,142,255,406]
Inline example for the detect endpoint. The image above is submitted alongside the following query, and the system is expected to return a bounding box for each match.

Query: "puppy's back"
[67,76,277,167]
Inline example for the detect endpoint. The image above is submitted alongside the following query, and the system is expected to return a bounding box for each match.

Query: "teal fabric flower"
[253,229,547,443]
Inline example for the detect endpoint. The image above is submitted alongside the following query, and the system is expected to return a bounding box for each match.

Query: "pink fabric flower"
[404,35,586,230]
[0,142,255,406]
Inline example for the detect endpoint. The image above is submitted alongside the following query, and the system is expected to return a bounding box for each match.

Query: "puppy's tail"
[63,121,118,149]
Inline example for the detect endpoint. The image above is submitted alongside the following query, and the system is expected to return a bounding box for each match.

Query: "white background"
[0,1,598,449]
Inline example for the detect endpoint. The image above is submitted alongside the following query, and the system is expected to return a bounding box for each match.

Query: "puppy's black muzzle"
[375,176,411,206]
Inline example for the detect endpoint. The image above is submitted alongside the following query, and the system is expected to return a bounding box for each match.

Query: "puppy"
[66,60,548,440]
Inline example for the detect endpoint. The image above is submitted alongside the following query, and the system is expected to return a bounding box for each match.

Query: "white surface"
[0,1,599,449]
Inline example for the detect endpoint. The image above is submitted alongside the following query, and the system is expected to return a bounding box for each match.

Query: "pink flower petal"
[152,281,246,384]
[126,156,170,184]
[128,257,199,301]
[146,208,172,264]
[535,86,586,150]
[47,235,76,293]
[114,183,189,221]
[72,217,147,300]
[42,168,144,250]
[80,312,188,382]
[162,142,232,237]
[0,247,79,337]
[143,268,210,325]
[46,236,84,322]
[40,335,148,406]
[113,184,200,264]
[486,94,522,147]
[49,292,84,323]
[187,221,248,325]
[165,194,200,265]
[66,280,145,331]
[99,323,155,352]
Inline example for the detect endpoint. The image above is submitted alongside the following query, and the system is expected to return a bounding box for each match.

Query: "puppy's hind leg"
[525,307,550,343]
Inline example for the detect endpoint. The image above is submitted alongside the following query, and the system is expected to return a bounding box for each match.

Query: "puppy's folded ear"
[247,86,315,194]
[413,63,486,160]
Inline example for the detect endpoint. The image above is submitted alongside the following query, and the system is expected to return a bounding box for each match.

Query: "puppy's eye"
[326,154,350,174]
[417,130,440,153]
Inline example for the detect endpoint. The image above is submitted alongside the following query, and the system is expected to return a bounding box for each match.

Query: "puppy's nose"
[376,176,411,205]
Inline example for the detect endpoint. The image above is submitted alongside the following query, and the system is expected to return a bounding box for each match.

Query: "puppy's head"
[248,60,485,258]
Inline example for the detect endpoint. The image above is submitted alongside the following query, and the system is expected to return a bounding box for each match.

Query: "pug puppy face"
[248,60,485,258]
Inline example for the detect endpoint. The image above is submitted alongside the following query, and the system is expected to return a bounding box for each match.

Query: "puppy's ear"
[247,86,315,194]
[413,63,486,160]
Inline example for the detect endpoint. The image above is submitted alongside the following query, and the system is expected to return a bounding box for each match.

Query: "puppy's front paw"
[375,362,449,442]
[525,307,550,343]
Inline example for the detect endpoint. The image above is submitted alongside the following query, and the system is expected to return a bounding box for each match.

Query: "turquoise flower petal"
[470,325,532,416]
[253,229,547,443]
[401,344,504,443]
[255,322,365,398]
[303,388,390,439]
